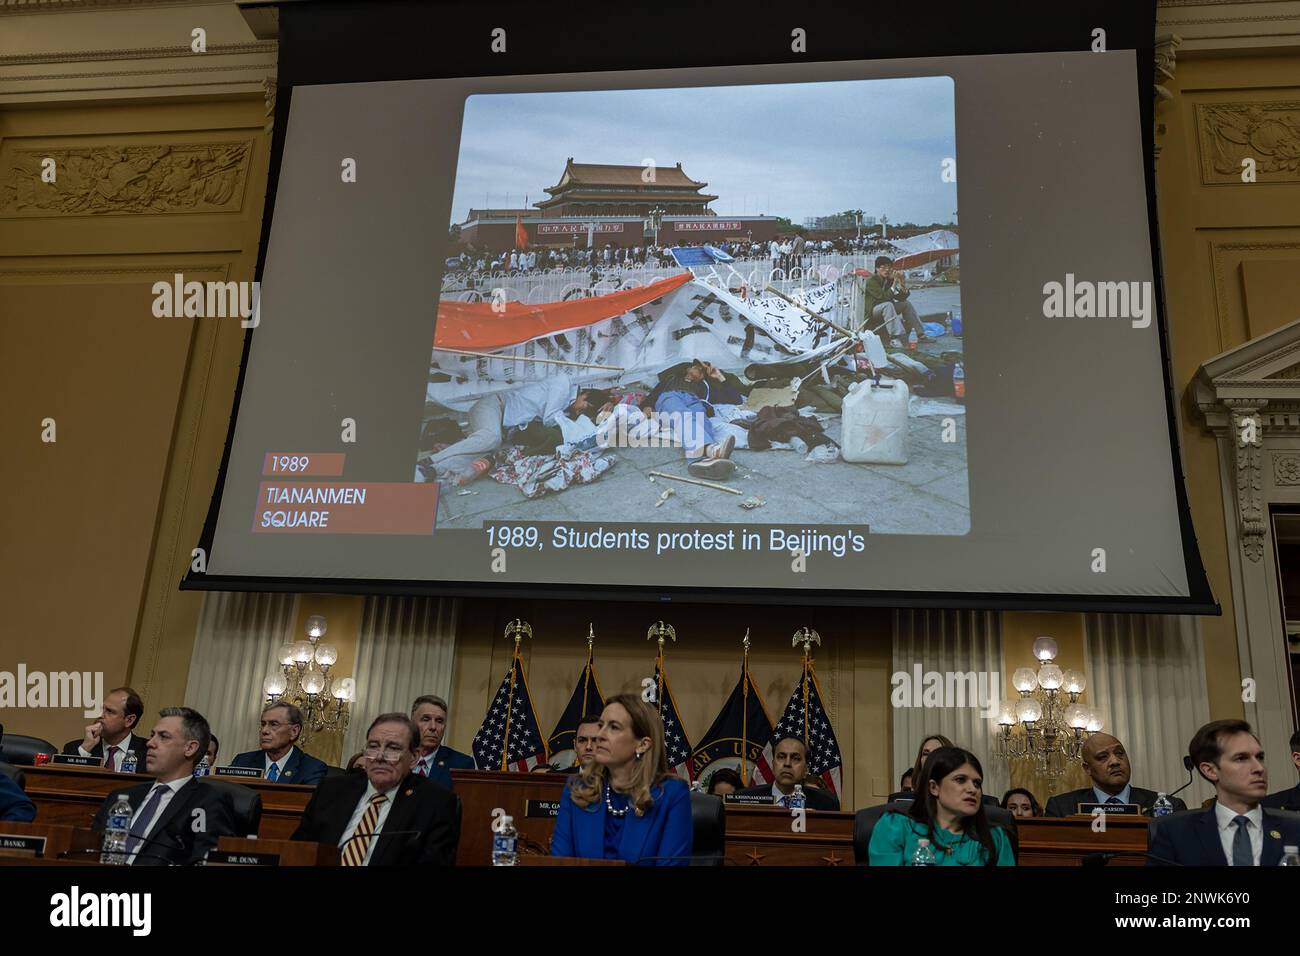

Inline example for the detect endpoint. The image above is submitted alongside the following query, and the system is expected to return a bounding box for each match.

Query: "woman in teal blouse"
[869,747,1015,866]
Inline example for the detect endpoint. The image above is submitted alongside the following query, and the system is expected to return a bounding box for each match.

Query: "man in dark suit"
[228,702,328,785]
[1148,719,1300,866]
[735,735,840,811]
[1262,728,1300,812]
[1045,733,1186,816]
[92,707,235,865]
[411,695,475,779]
[292,712,461,866]
[62,686,148,771]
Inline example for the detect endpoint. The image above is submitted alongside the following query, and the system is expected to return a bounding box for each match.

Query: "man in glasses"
[292,713,462,866]
[227,702,328,786]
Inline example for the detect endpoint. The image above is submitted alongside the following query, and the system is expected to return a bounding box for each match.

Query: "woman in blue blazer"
[551,692,693,865]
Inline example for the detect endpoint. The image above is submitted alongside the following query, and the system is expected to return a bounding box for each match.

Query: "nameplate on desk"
[723,794,775,806]
[206,850,281,866]
[51,754,102,768]
[0,834,47,858]
[524,799,561,818]
[1078,802,1141,815]
[214,766,263,779]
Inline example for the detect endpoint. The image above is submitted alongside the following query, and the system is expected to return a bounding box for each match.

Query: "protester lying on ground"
[641,360,741,479]
[420,373,606,482]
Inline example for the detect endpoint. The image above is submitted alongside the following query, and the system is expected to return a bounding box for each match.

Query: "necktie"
[124,785,169,859]
[1231,816,1253,866]
[414,758,428,778]
[780,795,790,808]
[341,792,389,867]
[1106,797,1122,805]
[106,746,119,773]
[267,763,279,782]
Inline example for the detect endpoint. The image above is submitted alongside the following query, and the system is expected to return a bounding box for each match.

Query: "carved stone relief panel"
[1196,103,1300,185]
[0,140,252,217]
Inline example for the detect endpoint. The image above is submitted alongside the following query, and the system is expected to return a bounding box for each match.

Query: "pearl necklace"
[605,786,630,817]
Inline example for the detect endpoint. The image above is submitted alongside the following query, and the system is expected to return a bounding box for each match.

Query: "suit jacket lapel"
[326,774,368,843]
[280,748,302,782]
[371,776,419,866]
[1194,809,1228,865]
[620,786,660,864]
[147,780,196,846]
[1261,810,1285,866]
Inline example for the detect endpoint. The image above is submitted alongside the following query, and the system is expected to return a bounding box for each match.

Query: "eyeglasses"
[363,743,410,763]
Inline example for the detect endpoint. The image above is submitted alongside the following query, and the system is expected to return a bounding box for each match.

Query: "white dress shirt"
[414,748,442,776]
[79,736,132,769]
[339,779,399,866]
[1215,801,1263,866]
[264,746,296,779]
[126,776,190,865]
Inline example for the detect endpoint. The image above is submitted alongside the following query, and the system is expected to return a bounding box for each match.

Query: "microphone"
[1081,850,1185,867]
[65,826,189,866]
[1164,756,1196,804]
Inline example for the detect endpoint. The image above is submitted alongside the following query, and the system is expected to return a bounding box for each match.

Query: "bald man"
[1045,733,1187,816]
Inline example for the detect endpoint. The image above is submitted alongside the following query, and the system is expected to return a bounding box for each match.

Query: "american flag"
[653,660,694,782]
[472,653,548,772]
[754,660,843,796]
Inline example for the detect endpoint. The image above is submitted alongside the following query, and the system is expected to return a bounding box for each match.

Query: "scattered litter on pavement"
[740,495,765,510]
[655,489,676,508]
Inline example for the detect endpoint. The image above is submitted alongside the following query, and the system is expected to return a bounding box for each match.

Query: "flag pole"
[500,619,533,771]
[646,621,676,716]
[583,623,594,715]
[741,628,751,785]
[792,627,822,756]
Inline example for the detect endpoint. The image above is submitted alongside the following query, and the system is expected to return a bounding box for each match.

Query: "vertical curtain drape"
[184,591,300,761]
[341,596,461,759]
[891,609,1007,798]
[1083,613,1214,807]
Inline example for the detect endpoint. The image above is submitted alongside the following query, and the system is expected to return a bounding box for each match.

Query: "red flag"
[515,214,529,250]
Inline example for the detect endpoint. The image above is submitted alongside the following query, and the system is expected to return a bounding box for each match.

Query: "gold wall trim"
[1211,240,1300,351]
[0,40,274,64]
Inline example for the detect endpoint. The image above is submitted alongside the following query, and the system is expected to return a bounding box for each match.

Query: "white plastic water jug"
[840,377,910,464]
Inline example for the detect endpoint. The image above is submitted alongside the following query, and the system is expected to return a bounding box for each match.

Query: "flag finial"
[792,627,821,660]
[504,618,533,653]
[646,620,676,654]
[742,628,751,652]
[587,623,595,652]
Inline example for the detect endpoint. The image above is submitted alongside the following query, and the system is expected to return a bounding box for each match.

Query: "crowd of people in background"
[444,234,900,280]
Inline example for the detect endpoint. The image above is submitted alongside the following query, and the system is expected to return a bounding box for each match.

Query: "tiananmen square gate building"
[456,158,780,252]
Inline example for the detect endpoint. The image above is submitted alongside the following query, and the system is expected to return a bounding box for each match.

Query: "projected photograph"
[417,77,966,535]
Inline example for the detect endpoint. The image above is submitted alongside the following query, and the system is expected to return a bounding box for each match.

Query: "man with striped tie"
[292,713,461,866]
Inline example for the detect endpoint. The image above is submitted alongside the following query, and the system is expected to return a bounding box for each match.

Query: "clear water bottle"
[788,784,806,811]
[193,755,211,778]
[952,362,965,399]
[907,329,918,351]
[1280,845,1300,866]
[690,780,705,794]
[101,794,134,865]
[1152,793,1174,817]
[492,814,518,866]
[911,837,937,866]
[119,750,139,774]
[944,312,953,335]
